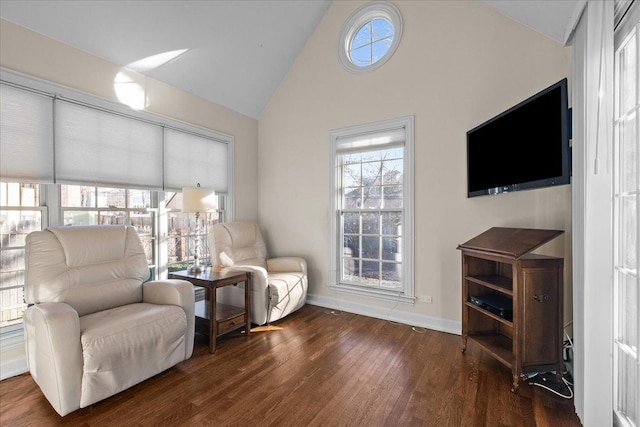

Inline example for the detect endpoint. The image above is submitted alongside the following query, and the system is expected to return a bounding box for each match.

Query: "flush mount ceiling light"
[338,1,403,74]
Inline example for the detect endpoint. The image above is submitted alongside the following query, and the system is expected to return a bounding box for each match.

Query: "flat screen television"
[466,78,570,198]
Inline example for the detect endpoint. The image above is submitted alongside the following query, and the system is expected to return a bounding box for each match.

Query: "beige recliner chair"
[23,225,195,416]
[208,222,307,325]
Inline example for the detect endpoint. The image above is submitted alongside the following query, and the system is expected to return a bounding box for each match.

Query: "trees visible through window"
[341,147,403,288]
[164,191,222,272]
[61,185,157,268]
[0,182,45,329]
[0,182,225,332]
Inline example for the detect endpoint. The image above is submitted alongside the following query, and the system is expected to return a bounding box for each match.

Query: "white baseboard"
[306,293,462,336]
[0,331,28,380]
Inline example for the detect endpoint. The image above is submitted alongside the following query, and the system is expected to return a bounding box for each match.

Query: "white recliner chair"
[23,225,195,416]
[208,222,308,325]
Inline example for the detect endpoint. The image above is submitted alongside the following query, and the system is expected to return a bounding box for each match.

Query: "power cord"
[526,372,574,399]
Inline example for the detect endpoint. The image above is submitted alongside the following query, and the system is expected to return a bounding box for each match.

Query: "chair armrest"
[24,302,83,416]
[225,265,269,290]
[267,257,307,274]
[143,279,195,359]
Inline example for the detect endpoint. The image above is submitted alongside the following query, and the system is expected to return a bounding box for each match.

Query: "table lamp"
[182,183,217,273]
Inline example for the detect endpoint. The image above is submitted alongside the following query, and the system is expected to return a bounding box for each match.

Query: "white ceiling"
[0,0,580,120]
[478,0,583,45]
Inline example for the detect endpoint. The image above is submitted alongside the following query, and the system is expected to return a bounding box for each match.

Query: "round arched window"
[338,2,403,73]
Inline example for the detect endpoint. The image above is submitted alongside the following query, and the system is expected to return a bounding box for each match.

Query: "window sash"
[339,208,403,290]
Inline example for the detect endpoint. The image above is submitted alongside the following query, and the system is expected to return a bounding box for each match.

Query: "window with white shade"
[329,116,414,302]
[0,69,233,199]
[55,101,163,189]
[0,70,233,334]
[0,85,54,183]
[164,128,229,192]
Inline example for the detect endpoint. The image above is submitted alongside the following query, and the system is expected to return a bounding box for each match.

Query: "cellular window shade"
[55,100,163,189]
[164,128,228,192]
[336,127,405,154]
[0,84,54,182]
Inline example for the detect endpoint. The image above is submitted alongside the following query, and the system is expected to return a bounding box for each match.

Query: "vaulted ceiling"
[0,0,581,119]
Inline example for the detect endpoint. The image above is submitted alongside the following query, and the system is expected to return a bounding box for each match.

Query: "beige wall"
[0,18,259,222]
[1,0,573,329]
[258,0,572,328]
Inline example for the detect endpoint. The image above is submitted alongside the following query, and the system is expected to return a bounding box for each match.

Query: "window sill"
[0,325,28,380]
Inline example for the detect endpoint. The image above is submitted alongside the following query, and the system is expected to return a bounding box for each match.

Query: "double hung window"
[330,116,414,302]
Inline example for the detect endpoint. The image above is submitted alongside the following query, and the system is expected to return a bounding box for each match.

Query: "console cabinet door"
[520,265,562,368]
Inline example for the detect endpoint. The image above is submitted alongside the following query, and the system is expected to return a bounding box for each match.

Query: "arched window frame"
[338,1,403,74]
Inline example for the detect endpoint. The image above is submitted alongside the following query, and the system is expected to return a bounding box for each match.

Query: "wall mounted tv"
[467,78,570,198]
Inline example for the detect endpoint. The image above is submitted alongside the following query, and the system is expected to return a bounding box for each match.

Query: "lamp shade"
[182,186,217,213]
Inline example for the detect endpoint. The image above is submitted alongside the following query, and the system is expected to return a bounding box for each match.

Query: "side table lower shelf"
[195,300,247,337]
[168,268,251,354]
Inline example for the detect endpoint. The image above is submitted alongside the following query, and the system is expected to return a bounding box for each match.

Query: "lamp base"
[188,264,205,274]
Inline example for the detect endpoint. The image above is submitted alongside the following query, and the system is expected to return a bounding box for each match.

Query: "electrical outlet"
[419,295,433,303]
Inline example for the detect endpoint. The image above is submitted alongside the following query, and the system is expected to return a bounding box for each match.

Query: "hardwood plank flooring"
[0,305,582,426]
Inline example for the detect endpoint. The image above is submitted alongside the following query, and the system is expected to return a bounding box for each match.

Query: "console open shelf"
[458,227,564,392]
[465,274,513,295]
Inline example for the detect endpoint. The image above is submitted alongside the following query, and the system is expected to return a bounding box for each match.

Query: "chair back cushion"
[209,222,267,268]
[25,225,149,316]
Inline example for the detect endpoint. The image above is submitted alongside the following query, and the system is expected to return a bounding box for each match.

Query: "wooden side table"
[169,268,251,353]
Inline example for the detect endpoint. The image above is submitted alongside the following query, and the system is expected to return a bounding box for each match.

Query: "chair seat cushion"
[79,303,187,407]
[268,272,306,322]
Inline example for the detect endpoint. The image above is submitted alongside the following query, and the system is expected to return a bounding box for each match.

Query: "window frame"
[338,1,403,74]
[613,3,640,426]
[329,116,415,303]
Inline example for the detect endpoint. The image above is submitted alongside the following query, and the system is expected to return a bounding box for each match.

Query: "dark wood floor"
[0,304,582,426]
